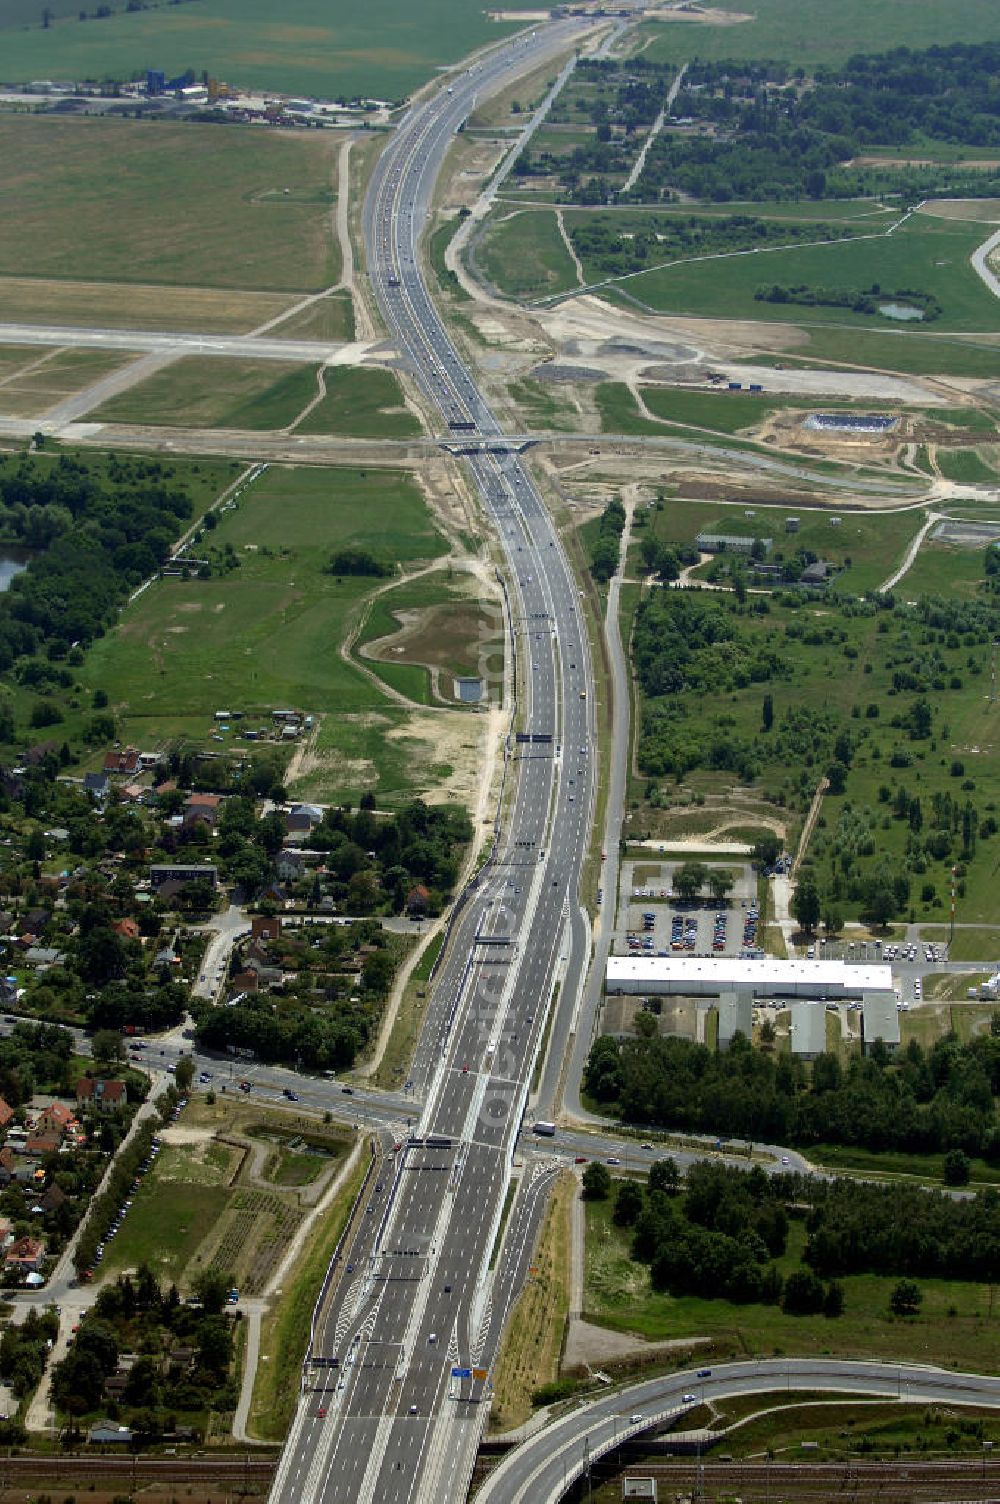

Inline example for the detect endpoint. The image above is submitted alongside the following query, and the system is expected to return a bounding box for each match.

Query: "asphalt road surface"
[476,1358,1000,1504]
[267,19,600,1504]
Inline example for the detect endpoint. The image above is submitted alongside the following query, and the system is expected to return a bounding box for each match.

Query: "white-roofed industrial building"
[606,956,892,1002]
[861,991,901,1054]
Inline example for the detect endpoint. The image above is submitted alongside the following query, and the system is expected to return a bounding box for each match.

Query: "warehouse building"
[718,992,752,1050]
[606,956,892,1003]
[861,992,901,1055]
[789,1000,828,1059]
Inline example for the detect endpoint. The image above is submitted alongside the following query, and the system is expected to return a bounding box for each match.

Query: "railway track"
[590,1456,1000,1503]
[0,1453,276,1484]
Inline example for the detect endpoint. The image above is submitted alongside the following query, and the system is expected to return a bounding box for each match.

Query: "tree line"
[584,1030,1000,1159]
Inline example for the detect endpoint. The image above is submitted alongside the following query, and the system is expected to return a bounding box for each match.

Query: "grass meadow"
[610,215,999,335]
[295,366,421,438]
[619,492,1000,926]
[585,1197,1000,1373]
[91,356,320,429]
[0,0,517,100]
[0,116,340,291]
[474,209,579,301]
[636,0,1000,69]
[81,463,450,798]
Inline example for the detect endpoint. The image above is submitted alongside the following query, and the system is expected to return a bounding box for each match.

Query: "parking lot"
[616,860,760,960]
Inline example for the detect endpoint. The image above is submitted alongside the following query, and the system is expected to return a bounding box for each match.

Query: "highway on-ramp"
[475,1358,1000,1504]
[267,18,600,1504]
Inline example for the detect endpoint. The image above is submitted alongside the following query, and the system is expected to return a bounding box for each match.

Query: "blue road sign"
[451,1367,472,1379]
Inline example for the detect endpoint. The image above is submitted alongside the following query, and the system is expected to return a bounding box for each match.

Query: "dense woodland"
[616,1160,1000,1309]
[585,1030,1000,1158]
[0,453,194,678]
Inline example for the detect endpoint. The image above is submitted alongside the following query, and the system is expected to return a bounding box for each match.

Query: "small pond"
[879,302,925,321]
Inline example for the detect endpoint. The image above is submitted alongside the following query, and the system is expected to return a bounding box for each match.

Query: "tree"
[174,1055,195,1094]
[707,870,734,906]
[889,1279,923,1317]
[648,1157,680,1194]
[791,873,821,934]
[91,1029,125,1065]
[613,1180,644,1226]
[823,1280,844,1318]
[762,693,774,732]
[943,1148,971,1186]
[673,861,708,902]
[752,835,781,870]
[581,1162,612,1200]
[781,1268,825,1315]
[192,1266,234,1315]
[825,761,849,795]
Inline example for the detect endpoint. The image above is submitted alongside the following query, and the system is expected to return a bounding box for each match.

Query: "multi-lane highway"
[268,19,599,1504]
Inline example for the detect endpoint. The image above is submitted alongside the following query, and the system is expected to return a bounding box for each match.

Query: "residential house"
[406,884,431,916]
[103,746,141,777]
[37,1101,75,1134]
[0,1099,14,1130]
[0,1148,16,1187]
[277,848,306,882]
[251,915,282,944]
[113,918,140,941]
[88,1420,134,1445]
[76,1078,126,1113]
[83,772,109,804]
[183,792,223,830]
[285,803,322,837]
[150,863,218,893]
[0,1218,14,1251]
[24,947,65,969]
[24,1128,61,1157]
[39,1182,67,1215]
[800,561,832,588]
[5,1235,44,1272]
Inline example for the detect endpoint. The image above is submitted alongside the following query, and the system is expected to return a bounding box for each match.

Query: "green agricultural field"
[635,0,1000,69]
[81,463,450,801]
[609,215,999,335]
[585,1198,1000,1372]
[91,357,320,430]
[0,116,339,291]
[727,327,1000,380]
[295,366,422,438]
[0,0,516,99]
[473,209,579,301]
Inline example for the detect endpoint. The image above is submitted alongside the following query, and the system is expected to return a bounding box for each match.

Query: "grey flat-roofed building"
[695,532,771,555]
[789,1001,827,1059]
[718,991,752,1050]
[862,991,900,1054]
